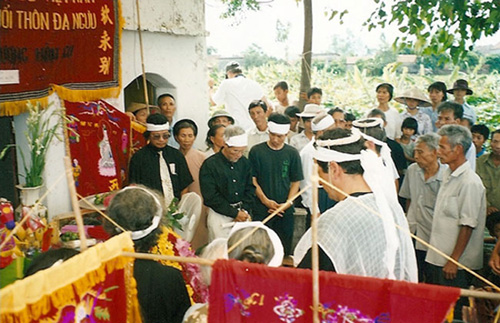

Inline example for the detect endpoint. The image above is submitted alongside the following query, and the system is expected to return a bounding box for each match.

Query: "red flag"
[209,259,460,323]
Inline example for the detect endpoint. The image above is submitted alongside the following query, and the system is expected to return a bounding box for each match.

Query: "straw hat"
[447,79,473,95]
[127,102,158,114]
[296,104,324,118]
[394,88,432,107]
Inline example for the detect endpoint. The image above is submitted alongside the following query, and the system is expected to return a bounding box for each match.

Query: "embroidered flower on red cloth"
[273,293,304,323]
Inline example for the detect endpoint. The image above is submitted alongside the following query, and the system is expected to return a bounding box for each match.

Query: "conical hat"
[394,87,431,107]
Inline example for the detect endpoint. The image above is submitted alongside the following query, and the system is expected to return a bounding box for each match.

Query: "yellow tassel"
[0,97,50,116]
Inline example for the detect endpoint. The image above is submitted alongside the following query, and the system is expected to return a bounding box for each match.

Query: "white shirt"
[212,76,264,131]
[383,107,402,140]
[399,162,446,251]
[465,143,476,171]
[425,161,486,269]
[289,132,312,153]
[299,139,316,209]
[246,127,269,156]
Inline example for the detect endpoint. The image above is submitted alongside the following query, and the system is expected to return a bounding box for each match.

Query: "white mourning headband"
[315,129,362,147]
[353,117,384,129]
[311,115,334,132]
[119,186,163,240]
[313,129,363,162]
[267,121,290,135]
[225,133,248,147]
[359,132,385,147]
[313,147,362,163]
[146,122,170,132]
[229,221,285,268]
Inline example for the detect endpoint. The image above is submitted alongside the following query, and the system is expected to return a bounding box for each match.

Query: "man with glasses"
[129,114,193,206]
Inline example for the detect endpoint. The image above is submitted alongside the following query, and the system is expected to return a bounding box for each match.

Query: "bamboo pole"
[135,0,149,108]
[226,184,311,255]
[0,172,66,251]
[118,251,500,301]
[122,251,214,267]
[76,193,127,233]
[318,176,500,293]
[63,156,88,251]
[310,163,320,323]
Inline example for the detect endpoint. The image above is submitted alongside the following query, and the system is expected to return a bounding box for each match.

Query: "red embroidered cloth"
[65,100,131,197]
[0,0,120,105]
[209,259,460,323]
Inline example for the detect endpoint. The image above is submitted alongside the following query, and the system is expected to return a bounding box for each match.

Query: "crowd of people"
[29,61,499,322]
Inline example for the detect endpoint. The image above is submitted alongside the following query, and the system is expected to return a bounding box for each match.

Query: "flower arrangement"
[0,101,64,188]
[20,101,64,187]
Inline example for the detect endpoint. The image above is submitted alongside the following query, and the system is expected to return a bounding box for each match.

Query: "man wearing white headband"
[129,113,193,206]
[299,112,337,225]
[200,125,256,241]
[294,128,417,282]
[249,113,304,256]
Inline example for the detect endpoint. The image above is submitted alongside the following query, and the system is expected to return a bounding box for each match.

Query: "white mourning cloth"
[295,132,417,282]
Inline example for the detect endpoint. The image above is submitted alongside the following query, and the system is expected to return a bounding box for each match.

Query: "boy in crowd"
[471,124,490,158]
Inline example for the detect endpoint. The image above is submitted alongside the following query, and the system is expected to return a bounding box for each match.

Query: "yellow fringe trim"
[52,84,121,103]
[0,233,139,323]
[0,97,50,117]
[0,0,124,118]
[131,121,146,133]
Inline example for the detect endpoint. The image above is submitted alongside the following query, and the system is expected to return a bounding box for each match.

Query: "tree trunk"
[298,0,313,110]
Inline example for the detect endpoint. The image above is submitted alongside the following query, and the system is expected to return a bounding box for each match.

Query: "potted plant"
[1,101,64,205]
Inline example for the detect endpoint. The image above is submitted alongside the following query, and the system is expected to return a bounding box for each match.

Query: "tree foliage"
[218,0,261,19]
[365,0,500,64]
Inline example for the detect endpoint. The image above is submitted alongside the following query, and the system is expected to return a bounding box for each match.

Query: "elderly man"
[436,101,476,170]
[399,133,446,282]
[249,113,303,255]
[477,129,500,216]
[425,125,486,320]
[294,128,417,282]
[210,62,269,131]
[129,114,193,206]
[200,125,256,241]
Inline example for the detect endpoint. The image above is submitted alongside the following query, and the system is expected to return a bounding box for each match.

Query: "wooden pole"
[311,163,320,323]
[122,251,214,267]
[0,172,66,251]
[317,176,500,293]
[135,0,150,108]
[226,184,311,255]
[118,251,500,301]
[64,156,88,251]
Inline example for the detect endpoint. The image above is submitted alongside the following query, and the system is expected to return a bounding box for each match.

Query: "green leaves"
[366,0,500,64]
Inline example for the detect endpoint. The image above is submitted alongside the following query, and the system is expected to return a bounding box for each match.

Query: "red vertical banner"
[65,100,131,197]
[0,0,121,116]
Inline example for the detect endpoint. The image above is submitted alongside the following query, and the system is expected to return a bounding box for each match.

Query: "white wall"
[13,0,208,218]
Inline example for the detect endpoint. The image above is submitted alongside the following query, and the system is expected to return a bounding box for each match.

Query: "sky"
[205,0,500,60]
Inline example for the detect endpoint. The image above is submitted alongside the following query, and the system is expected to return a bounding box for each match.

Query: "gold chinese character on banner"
[99,31,112,51]
[108,178,119,191]
[101,5,113,25]
[99,56,111,75]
